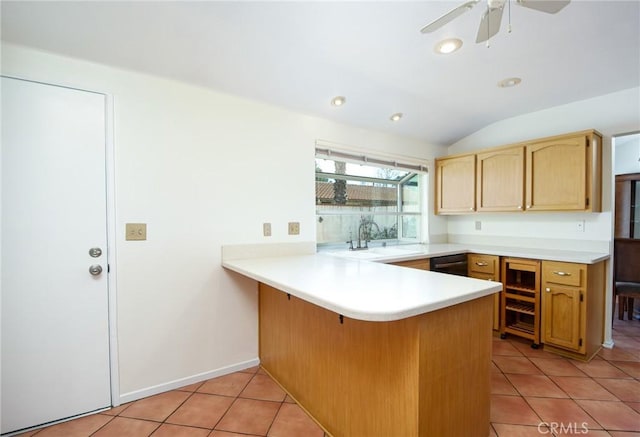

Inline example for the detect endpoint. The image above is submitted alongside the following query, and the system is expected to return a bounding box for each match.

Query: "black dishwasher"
[430,253,468,276]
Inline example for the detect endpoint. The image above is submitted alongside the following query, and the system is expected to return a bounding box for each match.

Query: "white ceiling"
[2,1,639,145]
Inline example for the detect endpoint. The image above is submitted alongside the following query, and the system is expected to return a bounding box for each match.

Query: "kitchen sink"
[322,246,423,260]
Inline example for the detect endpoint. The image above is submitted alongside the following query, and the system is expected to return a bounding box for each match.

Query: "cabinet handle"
[518,205,522,210]
[552,271,571,276]
[546,287,551,292]
[475,262,488,266]
[526,205,531,209]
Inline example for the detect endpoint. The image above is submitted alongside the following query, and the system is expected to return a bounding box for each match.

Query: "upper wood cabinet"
[435,130,602,215]
[435,154,475,214]
[476,146,524,212]
[525,131,601,212]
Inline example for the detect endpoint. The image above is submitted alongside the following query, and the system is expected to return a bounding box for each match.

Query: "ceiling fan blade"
[476,5,505,43]
[516,0,570,14]
[420,0,480,33]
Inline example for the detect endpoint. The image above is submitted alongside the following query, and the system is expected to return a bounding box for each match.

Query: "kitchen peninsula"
[223,245,502,437]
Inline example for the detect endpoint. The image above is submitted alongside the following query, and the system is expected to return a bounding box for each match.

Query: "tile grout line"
[208,367,260,434]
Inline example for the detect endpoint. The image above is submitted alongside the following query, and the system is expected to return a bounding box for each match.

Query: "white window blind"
[314,146,428,174]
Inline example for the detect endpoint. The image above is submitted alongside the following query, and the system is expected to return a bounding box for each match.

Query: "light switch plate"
[288,222,300,235]
[263,222,272,237]
[126,223,147,241]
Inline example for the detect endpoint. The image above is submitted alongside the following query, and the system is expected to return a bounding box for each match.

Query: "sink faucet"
[347,217,378,251]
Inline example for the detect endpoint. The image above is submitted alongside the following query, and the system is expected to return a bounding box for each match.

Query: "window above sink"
[315,145,428,248]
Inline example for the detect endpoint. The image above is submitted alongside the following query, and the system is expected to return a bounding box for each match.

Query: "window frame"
[315,146,428,247]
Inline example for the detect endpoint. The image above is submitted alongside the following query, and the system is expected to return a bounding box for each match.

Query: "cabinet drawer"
[468,255,498,275]
[543,261,584,287]
[469,272,496,281]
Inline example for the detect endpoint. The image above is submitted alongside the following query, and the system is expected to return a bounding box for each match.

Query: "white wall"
[615,133,640,175]
[1,43,446,402]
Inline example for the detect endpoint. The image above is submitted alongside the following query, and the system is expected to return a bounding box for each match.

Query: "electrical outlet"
[263,222,272,237]
[126,223,147,241]
[577,220,585,232]
[288,222,300,235]
[475,221,482,231]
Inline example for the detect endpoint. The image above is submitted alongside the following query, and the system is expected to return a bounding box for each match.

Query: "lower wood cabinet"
[541,260,606,360]
[391,258,430,270]
[468,254,500,330]
[500,258,541,347]
[388,254,607,361]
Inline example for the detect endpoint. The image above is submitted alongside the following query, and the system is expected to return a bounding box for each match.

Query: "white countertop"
[322,243,609,264]
[222,241,608,323]
[223,254,502,322]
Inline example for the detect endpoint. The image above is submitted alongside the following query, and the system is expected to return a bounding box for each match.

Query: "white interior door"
[1,77,111,434]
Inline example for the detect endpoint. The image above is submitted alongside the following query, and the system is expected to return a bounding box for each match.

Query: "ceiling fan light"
[435,38,463,54]
[498,77,522,88]
[331,96,346,106]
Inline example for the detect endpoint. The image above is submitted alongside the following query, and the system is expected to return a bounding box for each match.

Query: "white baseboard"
[602,339,615,349]
[117,358,260,405]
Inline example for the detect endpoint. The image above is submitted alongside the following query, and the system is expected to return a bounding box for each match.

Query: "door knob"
[89,247,102,258]
[89,264,103,276]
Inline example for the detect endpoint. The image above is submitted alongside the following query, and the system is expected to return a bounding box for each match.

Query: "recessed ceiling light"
[434,38,463,55]
[390,113,403,122]
[331,96,346,106]
[497,77,522,88]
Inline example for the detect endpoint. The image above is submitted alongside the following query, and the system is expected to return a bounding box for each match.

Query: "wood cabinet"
[435,154,475,214]
[392,258,430,270]
[525,131,601,212]
[615,173,640,238]
[476,147,524,212]
[541,260,605,360]
[468,254,501,330]
[434,130,602,214]
[500,258,541,347]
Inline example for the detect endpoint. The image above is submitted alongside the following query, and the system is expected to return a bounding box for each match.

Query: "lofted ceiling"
[1,1,639,145]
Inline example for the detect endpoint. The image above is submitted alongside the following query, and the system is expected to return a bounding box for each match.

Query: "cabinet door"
[435,155,475,214]
[526,135,587,211]
[542,285,583,352]
[476,146,524,212]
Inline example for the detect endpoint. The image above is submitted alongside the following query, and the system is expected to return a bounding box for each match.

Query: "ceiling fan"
[420,0,570,44]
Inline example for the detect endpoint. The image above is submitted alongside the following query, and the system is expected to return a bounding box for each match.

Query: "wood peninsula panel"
[259,283,493,437]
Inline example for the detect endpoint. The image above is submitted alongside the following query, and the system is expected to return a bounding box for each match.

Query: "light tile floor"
[16,314,640,437]
[490,314,640,436]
